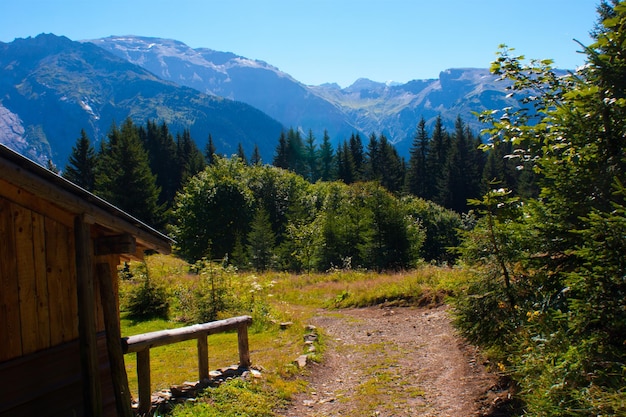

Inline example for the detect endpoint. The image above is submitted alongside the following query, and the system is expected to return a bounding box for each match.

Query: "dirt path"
[278,305,507,417]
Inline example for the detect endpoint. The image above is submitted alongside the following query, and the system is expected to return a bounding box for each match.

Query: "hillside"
[0,34,284,166]
[0,34,524,167]
[90,36,362,145]
[91,36,520,153]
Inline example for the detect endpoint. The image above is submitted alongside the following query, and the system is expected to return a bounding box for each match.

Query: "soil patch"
[278,305,513,417]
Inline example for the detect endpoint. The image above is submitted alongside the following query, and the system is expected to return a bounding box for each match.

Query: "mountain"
[90,36,360,144]
[90,36,519,155]
[0,34,284,166]
[310,69,516,155]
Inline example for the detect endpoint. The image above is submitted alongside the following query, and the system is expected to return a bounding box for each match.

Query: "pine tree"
[349,133,365,181]
[250,144,262,166]
[426,116,450,202]
[205,134,217,165]
[286,128,306,176]
[176,129,205,187]
[140,120,178,206]
[63,129,96,191]
[365,133,381,182]
[95,118,163,227]
[247,207,276,271]
[273,131,289,169]
[378,134,404,193]
[304,129,319,182]
[237,142,248,165]
[337,140,356,184]
[405,118,429,197]
[319,130,335,181]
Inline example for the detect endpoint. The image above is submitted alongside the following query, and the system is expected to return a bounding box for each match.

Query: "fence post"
[197,335,209,381]
[237,324,251,368]
[137,349,151,414]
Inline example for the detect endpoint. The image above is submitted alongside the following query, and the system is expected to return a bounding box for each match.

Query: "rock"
[304,333,318,342]
[295,354,309,368]
[305,324,317,332]
[209,370,223,378]
[280,321,294,329]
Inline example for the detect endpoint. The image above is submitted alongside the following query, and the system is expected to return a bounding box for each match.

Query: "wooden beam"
[237,325,251,368]
[75,215,102,417]
[136,349,151,415]
[94,234,136,256]
[122,316,252,353]
[197,336,209,381]
[97,262,133,417]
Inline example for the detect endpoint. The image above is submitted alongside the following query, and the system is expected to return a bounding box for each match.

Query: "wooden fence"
[122,315,253,414]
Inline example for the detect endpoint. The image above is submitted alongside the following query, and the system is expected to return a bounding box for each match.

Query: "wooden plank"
[0,339,82,415]
[97,261,133,417]
[94,234,136,256]
[136,349,151,415]
[75,215,103,417]
[0,198,22,361]
[237,324,251,368]
[123,315,253,353]
[32,210,51,350]
[45,217,74,346]
[0,178,74,228]
[14,204,39,355]
[67,222,80,341]
[197,336,209,381]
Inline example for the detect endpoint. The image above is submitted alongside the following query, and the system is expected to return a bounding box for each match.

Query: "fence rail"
[122,315,252,414]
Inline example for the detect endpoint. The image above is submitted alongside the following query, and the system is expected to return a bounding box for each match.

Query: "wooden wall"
[0,177,120,416]
[0,193,80,361]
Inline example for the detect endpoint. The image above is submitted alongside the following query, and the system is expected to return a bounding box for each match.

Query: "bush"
[124,262,170,320]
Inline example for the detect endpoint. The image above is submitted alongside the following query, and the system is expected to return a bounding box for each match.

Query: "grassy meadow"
[118,254,471,416]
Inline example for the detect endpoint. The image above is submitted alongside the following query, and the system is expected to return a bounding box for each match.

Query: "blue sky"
[1,0,600,87]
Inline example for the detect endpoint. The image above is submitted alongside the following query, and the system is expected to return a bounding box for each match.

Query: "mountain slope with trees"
[91,36,523,154]
[0,34,284,166]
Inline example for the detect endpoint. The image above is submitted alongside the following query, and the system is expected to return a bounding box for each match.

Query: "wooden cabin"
[0,144,172,417]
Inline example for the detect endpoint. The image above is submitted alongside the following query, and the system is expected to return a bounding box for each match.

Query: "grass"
[118,255,469,416]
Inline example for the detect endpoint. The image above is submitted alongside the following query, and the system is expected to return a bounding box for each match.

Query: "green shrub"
[124,262,169,320]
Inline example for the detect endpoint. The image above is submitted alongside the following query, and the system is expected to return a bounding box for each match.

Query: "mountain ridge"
[0,33,284,166]
[91,35,520,155]
[0,33,523,167]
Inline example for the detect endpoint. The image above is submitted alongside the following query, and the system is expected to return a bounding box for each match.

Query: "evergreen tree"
[247,207,276,271]
[319,130,335,181]
[204,134,217,165]
[426,116,450,202]
[139,120,178,206]
[286,128,306,176]
[405,118,429,198]
[250,144,262,166]
[237,142,248,165]
[46,159,59,174]
[304,129,319,182]
[336,140,356,184]
[378,134,405,193]
[176,129,205,187]
[365,133,381,182]
[95,118,163,227]
[349,133,365,181]
[272,131,289,169]
[438,116,482,212]
[63,129,96,191]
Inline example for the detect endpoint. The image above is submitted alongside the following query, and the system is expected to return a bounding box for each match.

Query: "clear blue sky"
[1,0,600,87]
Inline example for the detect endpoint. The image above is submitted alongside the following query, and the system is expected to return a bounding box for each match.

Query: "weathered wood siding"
[0,181,80,362]
[0,178,118,416]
